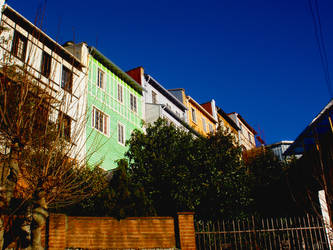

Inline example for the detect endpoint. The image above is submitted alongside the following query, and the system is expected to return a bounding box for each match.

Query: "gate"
[195,214,330,249]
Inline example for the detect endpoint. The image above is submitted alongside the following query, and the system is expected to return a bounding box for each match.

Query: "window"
[209,123,214,133]
[202,117,207,132]
[12,31,27,61]
[248,132,252,143]
[191,108,196,123]
[152,91,157,104]
[61,66,72,93]
[130,93,137,112]
[92,107,108,135]
[58,111,71,141]
[118,123,125,145]
[97,68,105,89]
[117,84,123,103]
[41,51,51,78]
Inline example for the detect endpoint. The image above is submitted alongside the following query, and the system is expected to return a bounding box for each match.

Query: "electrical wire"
[307,0,333,99]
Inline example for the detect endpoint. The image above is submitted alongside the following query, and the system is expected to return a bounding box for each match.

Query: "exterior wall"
[143,75,187,128]
[201,101,239,140]
[268,141,293,161]
[145,103,186,129]
[229,113,256,150]
[0,6,87,161]
[187,98,216,136]
[86,56,143,170]
[217,113,239,140]
[169,89,217,136]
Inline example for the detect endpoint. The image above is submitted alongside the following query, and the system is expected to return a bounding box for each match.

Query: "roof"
[228,112,257,135]
[216,106,240,131]
[3,5,84,70]
[267,140,294,148]
[284,99,333,156]
[187,96,217,123]
[89,47,143,94]
[144,74,187,111]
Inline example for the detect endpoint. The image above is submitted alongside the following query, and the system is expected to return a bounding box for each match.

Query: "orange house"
[169,89,217,136]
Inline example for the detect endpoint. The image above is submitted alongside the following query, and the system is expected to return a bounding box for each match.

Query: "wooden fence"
[195,214,330,249]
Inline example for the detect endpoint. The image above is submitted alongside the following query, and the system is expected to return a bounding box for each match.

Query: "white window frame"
[117,83,123,103]
[130,93,137,113]
[92,106,109,136]
[97,68,105,89]
[118,122,125,145]
[191,108,197,123]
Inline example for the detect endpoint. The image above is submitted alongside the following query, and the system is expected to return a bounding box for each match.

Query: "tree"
[243,147,303,216]
[63,159,155,219]
[0,34,104,249]
[193,125,252,219]
[126,119,253,219]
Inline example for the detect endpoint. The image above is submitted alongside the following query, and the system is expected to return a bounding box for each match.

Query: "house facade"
[64,44,144,171]
[267,140,294,161]
[169,89,217,136]
[201,100,239,141]
[127,67,188,129]
[228,112,257,151]
[0,5,87,160]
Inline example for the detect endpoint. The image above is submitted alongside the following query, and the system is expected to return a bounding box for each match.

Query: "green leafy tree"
[126,119,253,219]
[63,159,155,219]
[244,148,299,216]
[193,126,252,219]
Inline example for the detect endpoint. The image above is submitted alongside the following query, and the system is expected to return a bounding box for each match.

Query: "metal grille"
[195,214,330,249]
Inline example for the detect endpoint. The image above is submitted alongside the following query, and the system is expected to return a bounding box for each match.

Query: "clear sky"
[7,0,333,144]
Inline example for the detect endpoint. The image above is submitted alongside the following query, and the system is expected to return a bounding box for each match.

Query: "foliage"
[62,159,155,219]
[244,147,287,187]
[126,119,253,219]
[244,147,302,216]
[193,126,252,219]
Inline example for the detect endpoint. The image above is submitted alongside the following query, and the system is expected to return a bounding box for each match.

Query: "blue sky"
[7,0,333,144]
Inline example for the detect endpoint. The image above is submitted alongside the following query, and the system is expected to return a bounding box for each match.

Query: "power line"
[307,0,333,99]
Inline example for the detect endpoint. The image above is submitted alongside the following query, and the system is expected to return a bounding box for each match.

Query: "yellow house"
[169,89,217,136]
[201,100,239,141]
[216,107,239,138]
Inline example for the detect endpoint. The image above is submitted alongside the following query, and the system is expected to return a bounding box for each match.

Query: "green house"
[64,43,143,170]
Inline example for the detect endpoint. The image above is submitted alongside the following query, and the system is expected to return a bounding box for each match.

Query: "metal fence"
[195,214,330,250]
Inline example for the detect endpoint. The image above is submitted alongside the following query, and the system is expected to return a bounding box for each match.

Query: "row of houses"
[0,4,259,171]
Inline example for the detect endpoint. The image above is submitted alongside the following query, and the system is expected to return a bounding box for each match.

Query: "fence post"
[177,212,196,250]
[47,213,67,249]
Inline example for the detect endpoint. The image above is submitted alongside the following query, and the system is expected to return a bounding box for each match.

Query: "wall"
[187,98,216,136]
[229,113,256,150]
[6,213,196,249]
[144,77,186,125]
[86,56,143,170]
